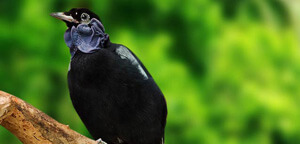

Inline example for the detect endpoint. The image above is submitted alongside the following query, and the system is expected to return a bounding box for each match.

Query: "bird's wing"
[115,45,151,80]
[115,45,167,128]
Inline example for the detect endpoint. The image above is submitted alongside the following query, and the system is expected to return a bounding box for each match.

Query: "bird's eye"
[81,13,90,21]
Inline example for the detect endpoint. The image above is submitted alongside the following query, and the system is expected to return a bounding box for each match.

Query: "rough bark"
[0,90,98,144]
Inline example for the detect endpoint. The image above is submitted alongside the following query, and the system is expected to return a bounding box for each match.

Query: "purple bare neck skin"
[64,18,109,58]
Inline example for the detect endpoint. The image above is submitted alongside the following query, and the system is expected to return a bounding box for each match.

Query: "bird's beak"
[50,12,79,23]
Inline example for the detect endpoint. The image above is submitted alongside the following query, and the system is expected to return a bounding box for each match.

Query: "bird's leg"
[96,138,107,144]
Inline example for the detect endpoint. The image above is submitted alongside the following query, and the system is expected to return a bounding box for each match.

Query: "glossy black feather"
[68,43,167,144]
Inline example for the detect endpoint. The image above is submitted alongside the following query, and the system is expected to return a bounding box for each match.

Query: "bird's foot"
[96,138,107,144]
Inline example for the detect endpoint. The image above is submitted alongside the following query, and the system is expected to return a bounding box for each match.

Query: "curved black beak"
[50,12,79,23]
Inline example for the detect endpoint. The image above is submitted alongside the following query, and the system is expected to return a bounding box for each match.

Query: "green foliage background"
[0,0,300,143]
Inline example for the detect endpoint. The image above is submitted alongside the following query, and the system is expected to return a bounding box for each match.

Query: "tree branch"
[0,90,97,144]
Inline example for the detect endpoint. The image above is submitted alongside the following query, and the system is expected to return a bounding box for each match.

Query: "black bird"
[51,8,167,144]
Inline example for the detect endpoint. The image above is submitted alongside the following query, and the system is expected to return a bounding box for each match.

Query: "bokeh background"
[0,0,300,143]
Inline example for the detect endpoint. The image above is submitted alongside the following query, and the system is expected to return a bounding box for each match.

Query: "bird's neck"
[64,19,110,58]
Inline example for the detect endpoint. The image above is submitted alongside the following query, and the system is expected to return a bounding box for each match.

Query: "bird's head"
[51,8,109,56]
[51,8,100,28]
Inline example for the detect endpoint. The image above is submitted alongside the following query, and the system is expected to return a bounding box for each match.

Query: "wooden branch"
[0,91,98,144]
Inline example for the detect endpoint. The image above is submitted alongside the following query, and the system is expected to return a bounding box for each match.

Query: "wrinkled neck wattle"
[64,18,109,58]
